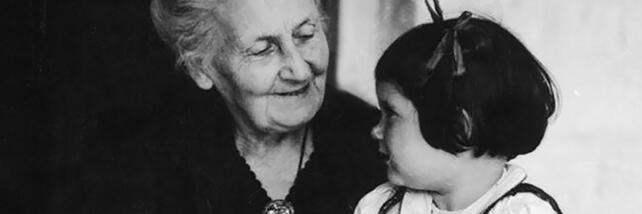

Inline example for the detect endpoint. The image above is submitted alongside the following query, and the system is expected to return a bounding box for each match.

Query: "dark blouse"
[64,88,387,214]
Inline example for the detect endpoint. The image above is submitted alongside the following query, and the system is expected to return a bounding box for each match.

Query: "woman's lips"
[274,83,310,96]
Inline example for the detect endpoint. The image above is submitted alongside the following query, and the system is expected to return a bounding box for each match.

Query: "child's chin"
[386,170,405,186]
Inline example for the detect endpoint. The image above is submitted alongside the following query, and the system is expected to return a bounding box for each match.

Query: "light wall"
[335,0,642,213]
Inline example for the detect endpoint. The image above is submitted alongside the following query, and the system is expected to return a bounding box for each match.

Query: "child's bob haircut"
[375,13,557,160]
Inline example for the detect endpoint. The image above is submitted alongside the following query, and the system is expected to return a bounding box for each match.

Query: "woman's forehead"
[219,0,322,42]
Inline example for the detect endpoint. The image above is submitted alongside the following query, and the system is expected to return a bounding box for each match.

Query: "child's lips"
[378,151,391,164]
[381,153,390,161]
[377,142,391,164]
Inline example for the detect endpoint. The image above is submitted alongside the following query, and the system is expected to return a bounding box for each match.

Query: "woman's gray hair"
[150,0,228,76]
[150,0,326,76]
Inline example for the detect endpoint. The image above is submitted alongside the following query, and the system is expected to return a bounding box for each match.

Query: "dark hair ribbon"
[424,0,444,22]
[420,0,473,85]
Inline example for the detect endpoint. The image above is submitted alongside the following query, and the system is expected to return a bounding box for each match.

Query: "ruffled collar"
[396,164,527,214]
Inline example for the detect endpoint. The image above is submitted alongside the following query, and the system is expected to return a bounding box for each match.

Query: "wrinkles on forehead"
[215,0,324,49]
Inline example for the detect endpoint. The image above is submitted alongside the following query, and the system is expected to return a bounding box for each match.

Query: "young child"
[354,3,562,214]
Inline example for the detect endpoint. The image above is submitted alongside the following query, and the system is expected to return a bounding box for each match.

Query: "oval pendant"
[263,199,295,214]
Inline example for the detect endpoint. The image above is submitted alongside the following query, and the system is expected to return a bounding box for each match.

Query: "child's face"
[372,81,458,191]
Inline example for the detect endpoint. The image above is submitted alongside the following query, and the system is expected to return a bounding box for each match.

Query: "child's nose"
[371,124,389,156]
[371,122,383,141]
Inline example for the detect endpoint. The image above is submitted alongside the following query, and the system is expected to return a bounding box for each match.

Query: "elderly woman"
[142,0,386,213]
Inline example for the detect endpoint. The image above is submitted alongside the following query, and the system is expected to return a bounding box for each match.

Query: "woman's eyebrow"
[252,17,314,40]
[242,17,315,49]
[295,18,313,29]
[255,35,281,44]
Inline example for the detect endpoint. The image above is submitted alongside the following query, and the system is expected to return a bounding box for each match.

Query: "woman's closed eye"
[294,23,317,43]
[248,41,276,56]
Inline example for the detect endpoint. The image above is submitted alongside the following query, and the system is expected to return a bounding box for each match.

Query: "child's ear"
[454,107,474,147]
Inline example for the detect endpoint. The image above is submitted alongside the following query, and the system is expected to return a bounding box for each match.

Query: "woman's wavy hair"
[150,0,228,77]
[150,0,327,76]
[375,12,558,160]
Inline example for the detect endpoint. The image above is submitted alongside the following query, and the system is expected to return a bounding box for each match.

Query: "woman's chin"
[268,112,314,131]
[265,102,321,131]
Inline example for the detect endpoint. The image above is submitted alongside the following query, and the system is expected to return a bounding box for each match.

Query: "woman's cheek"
[301,40,329,71]
[243,67,280,93]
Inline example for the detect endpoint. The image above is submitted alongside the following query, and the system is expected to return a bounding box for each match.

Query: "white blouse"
[354,164,557,214]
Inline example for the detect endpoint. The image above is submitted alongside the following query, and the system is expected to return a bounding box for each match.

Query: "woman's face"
[372,81,458,191]
[203,0,329,133]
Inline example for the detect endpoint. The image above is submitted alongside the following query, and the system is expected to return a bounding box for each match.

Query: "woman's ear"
[184,54,218,90]
[190,70,214,90]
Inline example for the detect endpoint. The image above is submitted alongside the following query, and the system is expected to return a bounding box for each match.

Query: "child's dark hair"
[375,12,557,160]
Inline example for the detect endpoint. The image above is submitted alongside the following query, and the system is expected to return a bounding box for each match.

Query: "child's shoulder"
[354,183,396,214]
[487,192,557,214]
[355,183,433,214]
[486,183,562,214]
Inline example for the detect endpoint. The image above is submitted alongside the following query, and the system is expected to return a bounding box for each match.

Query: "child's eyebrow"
[379,101,395,112]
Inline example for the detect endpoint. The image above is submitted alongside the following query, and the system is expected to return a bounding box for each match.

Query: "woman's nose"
[278,43,312,82]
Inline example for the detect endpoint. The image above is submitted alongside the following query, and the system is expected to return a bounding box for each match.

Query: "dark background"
[1,1,339,213]
[2,1,184,213]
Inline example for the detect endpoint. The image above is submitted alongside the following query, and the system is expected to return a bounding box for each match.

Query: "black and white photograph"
[2,0,641,213]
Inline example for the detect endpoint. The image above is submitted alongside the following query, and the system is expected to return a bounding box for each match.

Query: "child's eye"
[381,108,397,119]
[386,112,397,119]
